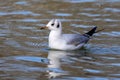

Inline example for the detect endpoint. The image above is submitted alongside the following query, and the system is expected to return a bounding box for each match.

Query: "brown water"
[0,0,120,80]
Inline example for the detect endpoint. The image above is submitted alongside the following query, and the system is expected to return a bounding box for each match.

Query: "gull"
[41,19,98,50]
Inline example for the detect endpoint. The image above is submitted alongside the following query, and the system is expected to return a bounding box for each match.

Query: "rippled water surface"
[0,0,120,80]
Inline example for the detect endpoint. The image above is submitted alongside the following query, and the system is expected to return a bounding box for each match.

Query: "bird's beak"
[40,26,48,29]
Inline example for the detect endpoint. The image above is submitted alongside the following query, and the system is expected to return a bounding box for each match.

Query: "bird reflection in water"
[47,49,87,79]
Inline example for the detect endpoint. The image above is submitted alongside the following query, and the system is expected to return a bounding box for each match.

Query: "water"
[0,0,120,80]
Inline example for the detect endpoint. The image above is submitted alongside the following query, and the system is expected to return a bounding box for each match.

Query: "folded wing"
[63,34,90,46]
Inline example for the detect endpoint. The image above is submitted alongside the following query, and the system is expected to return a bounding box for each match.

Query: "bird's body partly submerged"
[49,33,89,50]
[41,19,97,50]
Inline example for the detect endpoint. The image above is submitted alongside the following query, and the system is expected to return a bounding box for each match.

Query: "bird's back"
[62,33,90,46]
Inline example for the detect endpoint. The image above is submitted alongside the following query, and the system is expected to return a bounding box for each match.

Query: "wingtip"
[85,26,98,36]
[94,26,97,29]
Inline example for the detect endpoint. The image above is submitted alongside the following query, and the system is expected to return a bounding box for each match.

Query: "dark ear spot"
[51,23,54,26]
[57,24,59,28]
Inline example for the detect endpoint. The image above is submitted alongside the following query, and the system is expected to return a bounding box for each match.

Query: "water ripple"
[17,26,36,30]
[4,39,44,52]
[14,56,49,64]
[54,13,72,17]
[87,44,120,54]
[71,24,94,28]
[104,8,120,13]
[63,0,97,3]
[84,69,103,73]
[13,19,41,22]
[15,1,28,5]
[100,31,120,37]
[0,11,40,16]
[0,30,10,37]
[80,13,100,17]
[25,41,46,47]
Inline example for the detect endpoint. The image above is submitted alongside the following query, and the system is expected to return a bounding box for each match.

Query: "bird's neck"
[49,30,62,40]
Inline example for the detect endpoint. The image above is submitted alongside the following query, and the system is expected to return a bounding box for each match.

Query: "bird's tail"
[85,26,97,36]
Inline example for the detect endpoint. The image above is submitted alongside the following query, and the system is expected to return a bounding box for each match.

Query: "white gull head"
[46,19,62,31]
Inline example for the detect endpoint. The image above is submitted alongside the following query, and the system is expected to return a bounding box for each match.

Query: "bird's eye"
[51,23,54,26]
[57,24,59,28]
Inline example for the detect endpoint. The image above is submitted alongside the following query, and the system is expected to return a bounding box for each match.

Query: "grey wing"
[65,34,89,46]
